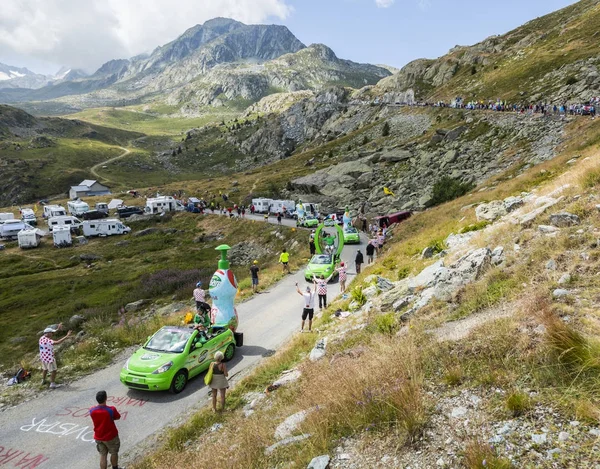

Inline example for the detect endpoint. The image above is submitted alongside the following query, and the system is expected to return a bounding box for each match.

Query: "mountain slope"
[372,0,600,103]
[0,62,50,89]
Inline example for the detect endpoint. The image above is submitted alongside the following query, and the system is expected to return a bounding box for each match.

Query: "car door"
[184,332,207,378]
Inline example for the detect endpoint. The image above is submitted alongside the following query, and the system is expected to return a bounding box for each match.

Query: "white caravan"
[67,200,90,216]
[251,198,273,214]
[52,226,72,247]
[145,196,185,214]
[0,213,15,224]
[82,219,131,237]
[47,215,82,232]
[269,200,296,215]
[20,208,37,225]
[0,220,34,239]
[18,229,42,249]
[43,205,67,219]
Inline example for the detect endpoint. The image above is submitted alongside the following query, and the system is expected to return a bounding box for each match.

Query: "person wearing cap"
[355,249,364,274]
[296,281,317,332]
[250,260,260,293]
[39,325,72,388]
[193,281,211,327]
[336,261,348,293]
[90,390,123,469]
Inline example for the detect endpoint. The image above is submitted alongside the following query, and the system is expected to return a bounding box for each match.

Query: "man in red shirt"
[90,390,122,469]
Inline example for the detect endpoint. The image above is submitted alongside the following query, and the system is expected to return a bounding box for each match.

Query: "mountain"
[0,18,390,112]
[0,62,51,89]
[54,66,88,82]
[370,0,600,104]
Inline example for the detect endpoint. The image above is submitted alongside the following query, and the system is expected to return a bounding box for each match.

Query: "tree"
[382,122,390,137]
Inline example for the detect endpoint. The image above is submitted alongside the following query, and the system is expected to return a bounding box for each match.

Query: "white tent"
[108,199,124,210]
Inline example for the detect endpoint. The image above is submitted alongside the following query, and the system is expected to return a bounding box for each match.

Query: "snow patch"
[9,70,26,78]
[0,72,10,81]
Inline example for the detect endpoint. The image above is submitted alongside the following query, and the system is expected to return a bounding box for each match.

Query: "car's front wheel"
[170,370,188,394]
[223,343,235,362]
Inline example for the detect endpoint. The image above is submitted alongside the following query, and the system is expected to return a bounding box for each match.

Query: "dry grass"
[462,439,512,469]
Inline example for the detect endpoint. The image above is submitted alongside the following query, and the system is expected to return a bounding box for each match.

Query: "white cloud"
[418,0,432,10]
[0,0,293,72]
[375,0,395,8]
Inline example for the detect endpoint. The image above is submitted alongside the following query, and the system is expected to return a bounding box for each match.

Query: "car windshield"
[345,227,358,234]
[145,328,193,353]
[310,255,332,265]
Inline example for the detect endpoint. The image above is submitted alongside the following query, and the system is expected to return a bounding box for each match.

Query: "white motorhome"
[18,229,42,249]
[67,200,90,216]
[145,196,185,214]
[269,200,296,215]
[82,219,131,237]
[47,215,82,232]
[0,213,15,224]
[0,220,33,239]
[53,226,72,247]
[43,205,67,219]
[20,208,37,225]
[251,198,273,214]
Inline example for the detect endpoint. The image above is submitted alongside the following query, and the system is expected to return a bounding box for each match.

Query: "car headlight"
[152,361,173,374]
[123,358,130,370]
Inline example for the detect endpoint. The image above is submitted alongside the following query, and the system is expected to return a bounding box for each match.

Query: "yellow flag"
[383,187,395,197]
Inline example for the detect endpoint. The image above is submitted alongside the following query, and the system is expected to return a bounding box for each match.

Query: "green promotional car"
[304,254,339,282]
[297,215,320,228]
[343,226,360,244]
[120,325,235,393]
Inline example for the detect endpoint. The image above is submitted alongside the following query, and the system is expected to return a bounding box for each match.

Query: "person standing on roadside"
[279,249,290,274]
[250,260,260,293]
[39,325,72,388]
[296,281,316,332]
[309,233,316,256]
[355,249,364,274]
[366,241,375,264]
[336,262,348,293]
[90,390,123,469]
[313,273,334,309]
[277,212,282,225]
[210,351,229,413]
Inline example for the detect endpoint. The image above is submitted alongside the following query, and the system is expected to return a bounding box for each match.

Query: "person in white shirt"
[296,282,317,332]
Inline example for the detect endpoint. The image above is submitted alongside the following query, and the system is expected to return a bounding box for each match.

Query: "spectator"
[90,390,123,469]
[210,351,229,412]
[279,249,290,274]
[296,282,317,333]
[39,325,72,389]
[355,249,364,274]
[366,241,376,264]
[250,260,260,293]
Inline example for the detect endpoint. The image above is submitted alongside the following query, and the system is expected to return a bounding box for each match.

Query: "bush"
[580,166,600,188]
[351,286,367,307]
[462,439,512,469]
[382,122,390,137]
[137,268,211,299]
[374,312,398,335]
[428,176,474,207]
[566,76,578,86]
[397,266,411,280]
[505,390,531,416]
[443,366,464,386]
[459,220,490,234]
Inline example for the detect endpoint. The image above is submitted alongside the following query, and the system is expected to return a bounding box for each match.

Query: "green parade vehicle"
[120,325,235,393]
[343,226,360,244]
[296,215,320,228]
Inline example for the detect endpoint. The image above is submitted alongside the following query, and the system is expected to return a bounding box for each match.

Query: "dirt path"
[90,146,130,183]
[432,302,517,342]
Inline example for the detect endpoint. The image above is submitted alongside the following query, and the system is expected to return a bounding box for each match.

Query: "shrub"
[579,165,600,188]
[505,390,531,416]
[382,122,390,137]
[397,266,411,280]
[566,76,578,86]
[374,312,398,335]
[443,366,464,386]
[462,439,512,469]
[428,176,474,207]
[351,286,367,306]
[459,220,490,234]
[137,268,211,299]
[471,66,477,75]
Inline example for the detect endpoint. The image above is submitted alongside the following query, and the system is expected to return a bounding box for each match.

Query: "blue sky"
[0,0,580,74]
[279,0,579,68]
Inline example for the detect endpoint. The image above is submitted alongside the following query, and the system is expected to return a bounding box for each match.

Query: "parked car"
[82,210,108,220]
[117,206,144,219]
[343,226,360,244]
[47,215,82,232]
[304,254,339,282]
[120,325,236,393]
[95,203,109,215]
[42,205,67,219]
[20,208,37,226]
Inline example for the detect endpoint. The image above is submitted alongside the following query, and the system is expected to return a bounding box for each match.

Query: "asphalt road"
[0,216,366,469]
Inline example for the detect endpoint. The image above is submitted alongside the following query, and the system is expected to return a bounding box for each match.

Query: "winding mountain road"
[89,146,130,183]
[0,216,367,469]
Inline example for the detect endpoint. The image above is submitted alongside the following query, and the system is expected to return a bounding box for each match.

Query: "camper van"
[251,198,273,214]
[43,205,67,219]
[53,226,72,247]
[95,203,109,215]
[0,220,34,239]
[20,208,37,225]
[82,219,131,237]
[145,196,185,214]
[0,213,15,224]
[18,229,42,249]
[47,216,82,232]
[67,200,90,216]
[270,200,296,216]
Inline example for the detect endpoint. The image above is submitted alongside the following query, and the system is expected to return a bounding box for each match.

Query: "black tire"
[223,343,235,362]
[170,369,188,394]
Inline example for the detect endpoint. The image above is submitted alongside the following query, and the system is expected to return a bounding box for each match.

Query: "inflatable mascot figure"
[209,244,239,331]
[296,199,305,219]
[342,206,352,229]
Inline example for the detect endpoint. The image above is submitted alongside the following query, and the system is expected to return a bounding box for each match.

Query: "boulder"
[421,246,435,259]
[538,225,560,235]
[307,455,330,469]
[272,369,302,388]
[491,246,505,266]
[362,286,378,299]
[309,338,327,362]
[79,253,102,262]
[69,314,86,328]
[445,232,476,250]
[475,201,507,222]
[125,299,150,312]
[449,248,492,283]
[558,273,571,285]
[445,126,467,141]
[135,228,161,237]
[549,212,580,227]
[275,410,310,440]
[503,196,524,212]
[379,150,411,163]
[265,434,311,455]
[553,289,570,299]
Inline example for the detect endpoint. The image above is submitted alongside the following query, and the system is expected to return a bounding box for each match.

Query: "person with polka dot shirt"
[39,324,72,389]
